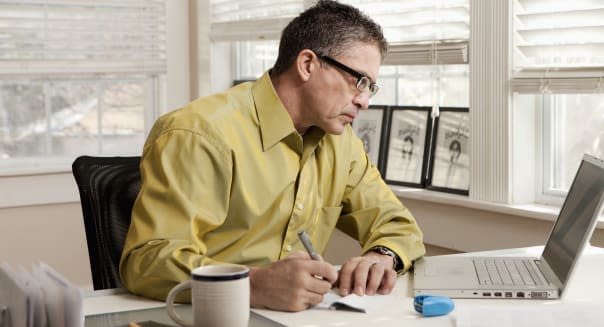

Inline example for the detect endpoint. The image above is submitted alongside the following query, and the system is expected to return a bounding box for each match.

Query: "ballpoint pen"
[297,230,322,261]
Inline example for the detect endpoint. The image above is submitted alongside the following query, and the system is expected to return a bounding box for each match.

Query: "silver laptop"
[413,154,604,299]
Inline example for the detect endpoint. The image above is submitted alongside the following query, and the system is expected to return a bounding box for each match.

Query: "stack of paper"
[0,262,83,327]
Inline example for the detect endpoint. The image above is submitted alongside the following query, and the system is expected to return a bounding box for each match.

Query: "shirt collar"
[251,71,298,151]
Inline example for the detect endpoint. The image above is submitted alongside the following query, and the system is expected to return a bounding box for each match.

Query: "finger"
[364,262,385,295]
[376,268,397,294]
[286,289,326,312]
[352,259,377,295]
[307,260,338,284]
[286,251,310,260]
[306,289,328,306]
[336,260,359,296]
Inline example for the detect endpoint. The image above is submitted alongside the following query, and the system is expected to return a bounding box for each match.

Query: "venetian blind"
[209,0,469,65]
[0,0,167,75]
[210,0,304,41]
[342,0,470,65]
[511,0,604,93]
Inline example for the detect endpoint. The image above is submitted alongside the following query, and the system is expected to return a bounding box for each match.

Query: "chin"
[324,125,346,135]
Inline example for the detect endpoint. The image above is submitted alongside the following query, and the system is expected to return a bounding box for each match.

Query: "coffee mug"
[166,264,250,327]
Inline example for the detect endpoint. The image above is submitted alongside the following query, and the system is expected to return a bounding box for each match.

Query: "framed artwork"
[427,107,470,195]
[383,106,432,187]
[352,105,388,174]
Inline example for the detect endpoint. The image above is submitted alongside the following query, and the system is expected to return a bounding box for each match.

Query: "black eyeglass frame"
[316,53,379,97]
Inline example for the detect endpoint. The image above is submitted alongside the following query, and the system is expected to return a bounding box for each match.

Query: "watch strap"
[369,246,403,271]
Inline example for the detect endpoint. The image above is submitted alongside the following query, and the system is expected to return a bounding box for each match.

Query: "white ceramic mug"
[166,264,250,327]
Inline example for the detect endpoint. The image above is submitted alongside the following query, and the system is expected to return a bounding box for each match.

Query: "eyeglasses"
[316,53,379,98]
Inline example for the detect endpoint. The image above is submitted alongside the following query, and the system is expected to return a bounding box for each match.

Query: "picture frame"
[426,107,470,195]
[383,106,432,187]
[352,105,388,174]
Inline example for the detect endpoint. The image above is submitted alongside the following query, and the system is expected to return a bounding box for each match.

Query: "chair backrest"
[72,155,141,290]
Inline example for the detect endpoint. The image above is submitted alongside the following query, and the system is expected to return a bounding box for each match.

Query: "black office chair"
[72,155,141,290]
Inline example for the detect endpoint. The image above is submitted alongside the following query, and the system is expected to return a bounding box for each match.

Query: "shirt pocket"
[311,205,343,254]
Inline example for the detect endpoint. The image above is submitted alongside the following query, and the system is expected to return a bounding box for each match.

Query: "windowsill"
[390,185,604,229]
[0,158,73,177]
[0,170,79,208]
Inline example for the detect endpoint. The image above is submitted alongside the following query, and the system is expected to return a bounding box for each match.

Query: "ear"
[295,49,318,82]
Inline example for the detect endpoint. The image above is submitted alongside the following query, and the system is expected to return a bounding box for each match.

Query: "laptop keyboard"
[473,258,545,286]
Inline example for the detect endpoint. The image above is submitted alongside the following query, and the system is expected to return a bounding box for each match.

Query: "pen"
[298,230,322,261]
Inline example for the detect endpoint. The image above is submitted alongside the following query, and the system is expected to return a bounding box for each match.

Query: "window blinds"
[0,0,167,75]
[209,0,470,65]
[511,0,604,93]
[342,0,469,65]
[210,0,303,41]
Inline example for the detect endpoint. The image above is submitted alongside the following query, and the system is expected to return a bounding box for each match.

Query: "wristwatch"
[370,246,403,271]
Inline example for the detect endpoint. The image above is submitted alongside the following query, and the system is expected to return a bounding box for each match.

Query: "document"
[251,285,414,327]
[316,290,392,313]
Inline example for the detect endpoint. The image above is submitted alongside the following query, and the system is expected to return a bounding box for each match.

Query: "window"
[204,0,470,109]
[197,1,604,218]
[374,65,469,107]
[0,0,166,174]
[511,0,604,204]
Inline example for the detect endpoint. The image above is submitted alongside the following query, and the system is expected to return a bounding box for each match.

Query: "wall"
[324,195,604,263]
[405,198,604,251]
[0,202,93,290]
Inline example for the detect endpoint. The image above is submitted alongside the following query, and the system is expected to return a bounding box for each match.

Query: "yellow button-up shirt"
[120,72,425,300]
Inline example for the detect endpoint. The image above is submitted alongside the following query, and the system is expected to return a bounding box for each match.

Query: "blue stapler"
[413,295,455,317]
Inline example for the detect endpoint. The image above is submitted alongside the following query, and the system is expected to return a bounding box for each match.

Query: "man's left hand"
[335,252,397,297]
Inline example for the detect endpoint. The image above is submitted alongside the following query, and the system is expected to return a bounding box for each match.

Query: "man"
[120,0,425,312]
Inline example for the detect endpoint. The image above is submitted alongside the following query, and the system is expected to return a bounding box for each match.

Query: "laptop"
[413,154,604,299]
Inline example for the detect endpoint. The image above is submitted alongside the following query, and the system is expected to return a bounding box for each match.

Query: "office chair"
[72,155,141,290]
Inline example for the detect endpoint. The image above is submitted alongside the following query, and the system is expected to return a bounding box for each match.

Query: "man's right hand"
[249,251,338,312]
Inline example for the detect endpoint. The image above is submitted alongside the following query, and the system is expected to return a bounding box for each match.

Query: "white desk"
[84,246,604,326]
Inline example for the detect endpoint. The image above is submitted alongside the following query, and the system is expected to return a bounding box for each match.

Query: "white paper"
[315,290,392,313]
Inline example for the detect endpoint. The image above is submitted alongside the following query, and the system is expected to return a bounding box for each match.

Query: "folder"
[0,263,32,327]
[0,262,83,327]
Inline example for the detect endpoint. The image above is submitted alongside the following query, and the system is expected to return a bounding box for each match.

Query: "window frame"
[0,74,162,175]
[0,0,188,209]
[510,0,604,206]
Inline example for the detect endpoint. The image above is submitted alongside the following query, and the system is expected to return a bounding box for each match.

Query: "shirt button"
[296,203,304,210]
[286,245,292,252]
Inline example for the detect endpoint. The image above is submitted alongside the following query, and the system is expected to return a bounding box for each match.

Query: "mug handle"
[166,280,193,327]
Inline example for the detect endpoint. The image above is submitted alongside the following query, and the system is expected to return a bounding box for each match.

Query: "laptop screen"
[542,154,604,285]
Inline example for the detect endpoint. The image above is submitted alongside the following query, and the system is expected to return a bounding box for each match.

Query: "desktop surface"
[85,305,284,327]
[83,246,604,327]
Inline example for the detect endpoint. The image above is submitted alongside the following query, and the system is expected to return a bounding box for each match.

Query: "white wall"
[325,196,604,264]
[0,203,93,289]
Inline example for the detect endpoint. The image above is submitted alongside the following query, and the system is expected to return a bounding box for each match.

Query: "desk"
[84,246,604,327]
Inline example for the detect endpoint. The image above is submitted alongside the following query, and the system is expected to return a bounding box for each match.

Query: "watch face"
[372,246,400,270]
[376,246,393,256]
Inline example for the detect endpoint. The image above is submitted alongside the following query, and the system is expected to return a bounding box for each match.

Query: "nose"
[352,91,370,110]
